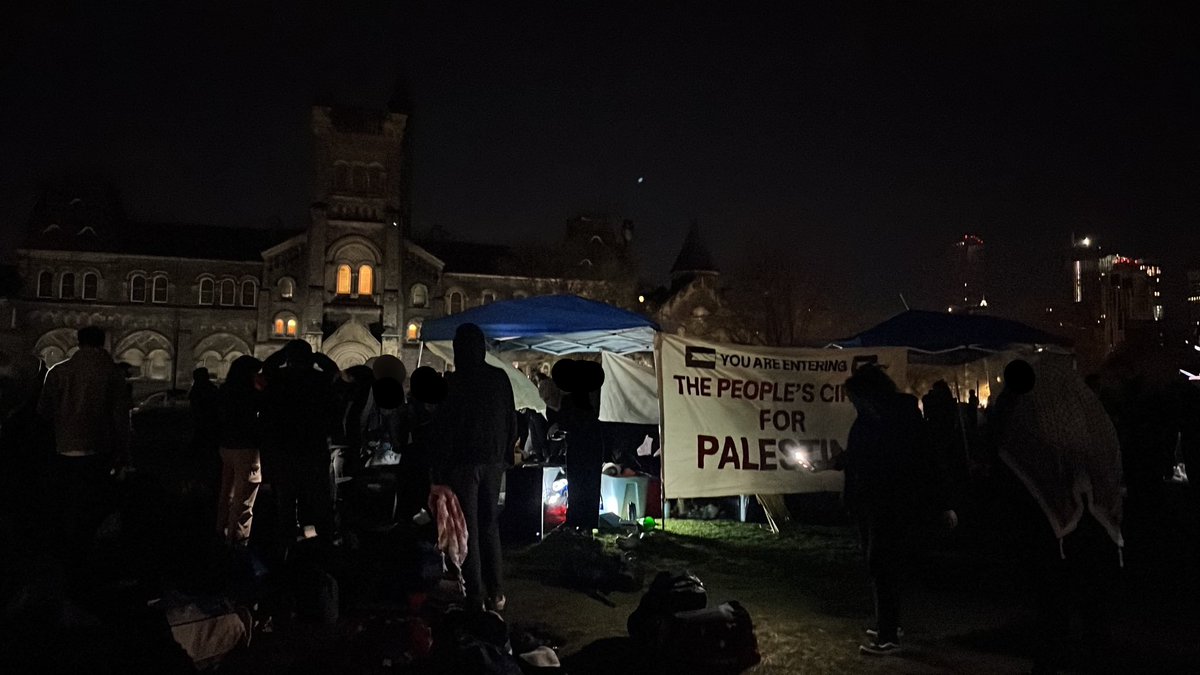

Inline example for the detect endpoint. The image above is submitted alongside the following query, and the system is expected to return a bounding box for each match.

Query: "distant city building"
[947,234,987,313]
[1063,236,1162,357]
[2,104,634,395]
[1188,269,1200,340]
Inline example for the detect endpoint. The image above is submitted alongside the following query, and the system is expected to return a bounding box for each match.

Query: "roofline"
[260,232,308,258]
[404,241,446,272]
[17,248,264,266]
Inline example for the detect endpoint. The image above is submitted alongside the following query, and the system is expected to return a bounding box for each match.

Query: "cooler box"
[600,474,651,521]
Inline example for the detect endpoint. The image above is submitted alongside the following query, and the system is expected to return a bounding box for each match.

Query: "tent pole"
[417,341,424,367]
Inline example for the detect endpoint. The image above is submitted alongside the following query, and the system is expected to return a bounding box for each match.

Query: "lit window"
[406,319,422,342]
[130,275,147,303]
[287,318,298,336]
[146,349,171,381]
[357,265,373,295]
[278,278,294,299]
[152,275,168,303]
[273,318,285,336]
[37,271,53,298]
[336,265,352,295]
[241,280,257,306]
[410,283,429,308]
[448,290,465,314]
[81,273,98,300]
[199,278,215,304]
[59,272,75,299]
[219,279,235,306]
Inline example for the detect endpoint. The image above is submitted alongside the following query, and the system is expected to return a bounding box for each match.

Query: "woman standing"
[216,355,265,545]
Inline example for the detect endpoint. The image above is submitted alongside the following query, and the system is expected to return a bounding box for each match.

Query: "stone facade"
[4,104,634,395]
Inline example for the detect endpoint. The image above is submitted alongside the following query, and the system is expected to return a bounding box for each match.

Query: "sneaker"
[860,641,902,656]
[865,627,904,639]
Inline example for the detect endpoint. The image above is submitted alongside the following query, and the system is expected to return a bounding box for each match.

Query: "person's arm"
[36,368,57,423]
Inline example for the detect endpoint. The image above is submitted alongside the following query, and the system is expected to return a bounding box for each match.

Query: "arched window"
[481,290,497,305]
[447,290,465,315]
[513,290,529,299]
[273,313,298,338]
[130,274,147,303]
[357,265,373,296]
[240,280,257,307]
[353,165,368,191]
[117,349,145,378]
[406,319,423,343]
[410,283,429,308]
[151,275,168,303]
[336,264,352,295]
[37,271,53,298]
[81,272,99,300]
[333,163,349,191]
[219,279,236,306]
[278,277,294,300]
[146,349,171,381]
[198,278,214,304]
[59,272,75,299]
[368,165,384,194]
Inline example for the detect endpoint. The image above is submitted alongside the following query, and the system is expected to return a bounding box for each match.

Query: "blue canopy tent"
[421,294,659,356]
[831,310,1071,365]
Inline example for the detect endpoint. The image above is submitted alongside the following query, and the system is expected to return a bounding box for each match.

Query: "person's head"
[372,354,407,384]
[844,364,898,413]
[372,376,406,410]
[345,365,375,387]
[1003,360,1036,396]
[192,367,210,383]
[453,323,487,369]
[282,338,312,366]
[76,326,105,348]
[410,366,447,404]
[223,355,262,392]
[969,389,977,398]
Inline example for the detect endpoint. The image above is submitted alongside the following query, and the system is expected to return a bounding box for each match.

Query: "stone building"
[4,104,633,397]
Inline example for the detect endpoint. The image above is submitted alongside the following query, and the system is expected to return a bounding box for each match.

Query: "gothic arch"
[326,234,382,265]
[34,328,79,367]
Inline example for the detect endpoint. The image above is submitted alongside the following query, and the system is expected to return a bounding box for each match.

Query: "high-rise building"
[948,234,986,313]
[1065,236,1162,355]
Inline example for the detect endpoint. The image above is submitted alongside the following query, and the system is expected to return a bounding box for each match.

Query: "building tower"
[948,234,986,312]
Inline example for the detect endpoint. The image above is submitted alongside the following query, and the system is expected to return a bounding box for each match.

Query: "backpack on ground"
[626,570,707,642]
[659,601,761,673]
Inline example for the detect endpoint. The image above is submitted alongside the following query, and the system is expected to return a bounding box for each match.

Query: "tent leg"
[417,342,424,367]
[739,495,749,522]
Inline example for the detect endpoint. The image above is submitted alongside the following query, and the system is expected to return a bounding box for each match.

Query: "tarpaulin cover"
[423,341,546,414]
[421,294,659,355]
[599,352,659,425]
[832,310,1070,363]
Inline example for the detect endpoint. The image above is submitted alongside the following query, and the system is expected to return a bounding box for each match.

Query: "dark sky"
[2,2,1197,328]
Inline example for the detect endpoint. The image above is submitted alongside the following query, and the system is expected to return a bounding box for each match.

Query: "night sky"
[2,2,1197,329]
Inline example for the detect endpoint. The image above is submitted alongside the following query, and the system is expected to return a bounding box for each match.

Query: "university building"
[2,104,650,395]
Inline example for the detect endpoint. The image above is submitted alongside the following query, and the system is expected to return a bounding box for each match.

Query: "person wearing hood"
[215,355,264,545]
[554,359,607,533]
[433,323,517,612]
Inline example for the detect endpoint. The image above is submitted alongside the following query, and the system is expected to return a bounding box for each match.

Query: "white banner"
[656,334,907,498]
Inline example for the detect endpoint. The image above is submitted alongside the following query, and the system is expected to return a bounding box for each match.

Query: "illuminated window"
[410,283,429,308]
[336,264,352,295]
[81,272,98,300]
[448,290,465,314]
[273,313,298,338]
[241,280,257,307]
[273,318,285,336]
[59,272,75,299]
[130,274,147,303]
[278,277,294,299]
[287,318,298,336]
[357,265,373,295]
[146,349,171,381]
[406,319,422,342]
[152,275,168,303]
[37,271,54,298]
[219,279,235,306]
[199,278,214,304]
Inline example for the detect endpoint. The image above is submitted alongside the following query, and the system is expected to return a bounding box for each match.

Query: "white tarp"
[656,334,907,499]
[424,341,546,414]
[599,352,660,425]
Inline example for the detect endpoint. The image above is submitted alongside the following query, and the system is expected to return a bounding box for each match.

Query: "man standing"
[434,323,517,612]
[37,326,131,560]
[839,365,956,656]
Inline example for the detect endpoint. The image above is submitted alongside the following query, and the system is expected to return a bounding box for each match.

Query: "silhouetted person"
[555,359,606,533]
[188,366,221,486]
[840,365,956,656]
[36,326,131,563]
[262,340,339,547]
[360,355,408,466]
[404,366,446,514]
[995,359,1124,674]
[433,323,516,611]
[216,355,264,545]
[922,380,966,500]
[0,355,50,536]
